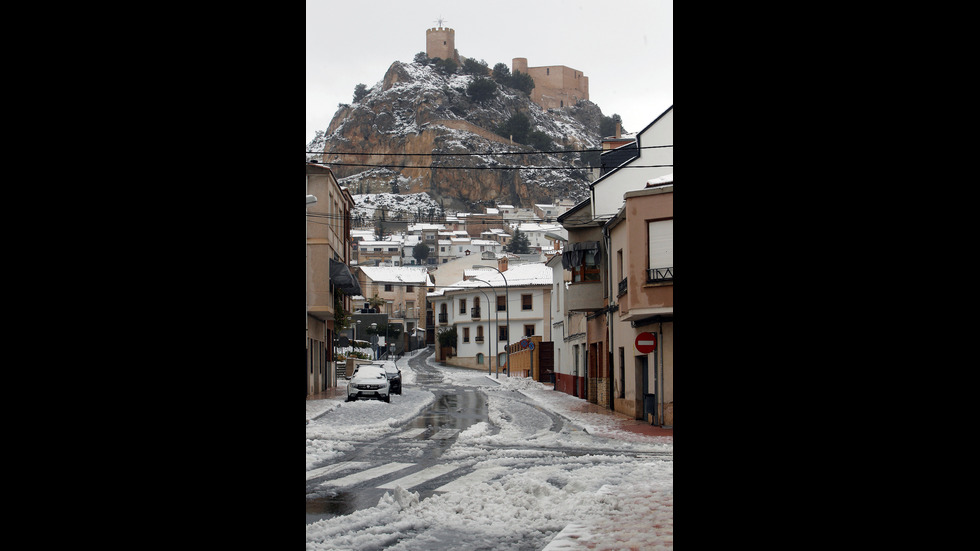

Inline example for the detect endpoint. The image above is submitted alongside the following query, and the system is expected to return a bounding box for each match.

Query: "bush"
[467,77,497,103]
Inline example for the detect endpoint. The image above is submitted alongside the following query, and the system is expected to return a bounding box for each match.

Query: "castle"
[425,26,589,112]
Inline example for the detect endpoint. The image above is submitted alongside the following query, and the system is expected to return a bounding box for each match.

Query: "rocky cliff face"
[308,60,607,210]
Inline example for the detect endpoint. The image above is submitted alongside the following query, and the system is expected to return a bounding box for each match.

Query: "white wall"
[592,108,673,218]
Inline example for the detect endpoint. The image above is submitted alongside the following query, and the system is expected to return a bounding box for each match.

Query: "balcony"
[438,312,448,325]
[617,277,628,297]
[474,336,484,343]
[471,307,481,319]
[647,267,673,283]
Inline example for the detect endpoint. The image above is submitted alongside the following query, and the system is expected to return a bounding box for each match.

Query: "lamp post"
[473,264,509,377]
[473,277,499,378]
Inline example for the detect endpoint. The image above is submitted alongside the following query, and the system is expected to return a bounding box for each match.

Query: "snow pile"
[306,348,672,549]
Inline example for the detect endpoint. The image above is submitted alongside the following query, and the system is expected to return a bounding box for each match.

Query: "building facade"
[307,163,358,396]
[355,266,433,354]
[430,262,553,373]
[605,181,673,425]
[512,58,589,111]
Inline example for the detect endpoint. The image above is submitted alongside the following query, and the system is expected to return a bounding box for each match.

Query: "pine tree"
[505,228,531,254]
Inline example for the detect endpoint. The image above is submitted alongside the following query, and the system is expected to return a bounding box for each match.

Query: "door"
[638,355,655,423]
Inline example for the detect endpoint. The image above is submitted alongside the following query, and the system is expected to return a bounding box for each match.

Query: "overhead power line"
[323,162,671,170]
[310,144,673,156]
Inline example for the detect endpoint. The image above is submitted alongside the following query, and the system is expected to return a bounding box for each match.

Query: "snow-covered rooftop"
[358,266,433,284]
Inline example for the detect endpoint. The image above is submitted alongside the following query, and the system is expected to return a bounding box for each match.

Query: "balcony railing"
[438,312,448,324]
[618,277,628,296]
[471,307,481,319]
[647,267,673,282]
[474,336,484,343]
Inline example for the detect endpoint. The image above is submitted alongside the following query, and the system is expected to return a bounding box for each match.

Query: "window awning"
[329,259,362,295]
[561,241,603,270]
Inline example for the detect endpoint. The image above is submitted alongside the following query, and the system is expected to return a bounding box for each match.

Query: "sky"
[306,0,673,145]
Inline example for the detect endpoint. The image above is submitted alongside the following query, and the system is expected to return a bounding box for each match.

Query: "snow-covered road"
[306,347,673,550]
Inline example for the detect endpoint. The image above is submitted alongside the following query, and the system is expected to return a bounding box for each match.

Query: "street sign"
[635,332,657,353]
[520,338,530,349]
[528,341,535,351]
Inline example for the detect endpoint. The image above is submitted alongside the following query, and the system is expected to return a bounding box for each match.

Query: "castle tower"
[512,57,528,75]
[426,27,455,61]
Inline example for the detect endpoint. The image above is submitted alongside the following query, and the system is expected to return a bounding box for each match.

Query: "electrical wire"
[323,162,671,170]
[311,144,672,156]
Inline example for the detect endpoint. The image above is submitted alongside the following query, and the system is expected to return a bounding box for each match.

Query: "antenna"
[434,15,448,27]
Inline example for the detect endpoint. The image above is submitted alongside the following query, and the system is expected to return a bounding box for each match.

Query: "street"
[306,347,673,550]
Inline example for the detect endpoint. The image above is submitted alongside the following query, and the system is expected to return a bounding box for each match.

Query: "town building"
[605,177,673,425]
[307,163,359,396]
[430,261,553,373]
[548,252,589,398]
[555,106,673,425]
[355,266,433,354]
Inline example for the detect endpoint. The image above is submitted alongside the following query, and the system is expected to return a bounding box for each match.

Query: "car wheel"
[346,396,355,402]
[383,395,390,403]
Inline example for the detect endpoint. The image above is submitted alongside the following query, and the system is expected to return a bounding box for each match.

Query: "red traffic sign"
[635,332,657,353]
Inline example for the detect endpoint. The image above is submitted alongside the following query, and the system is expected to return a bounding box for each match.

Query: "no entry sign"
[635,332,657,353]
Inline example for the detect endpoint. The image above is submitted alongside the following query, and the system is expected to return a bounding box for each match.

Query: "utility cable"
[310,144,672,156]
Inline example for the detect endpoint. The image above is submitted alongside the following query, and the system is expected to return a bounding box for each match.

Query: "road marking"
[430,428,460,440]
[434,466,509,493]
[306,461,370,481]
[319,462,414,488]
[398,428,426,438]
[378,464,462,490]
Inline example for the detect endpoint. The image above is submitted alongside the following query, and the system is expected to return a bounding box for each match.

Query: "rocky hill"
[307,59,610,211]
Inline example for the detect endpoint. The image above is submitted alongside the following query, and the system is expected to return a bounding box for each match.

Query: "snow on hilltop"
[309,58,608,210]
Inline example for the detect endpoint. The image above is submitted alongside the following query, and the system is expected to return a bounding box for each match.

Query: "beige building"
[426,26,457,62]
[356,266,433,353]
[307,163,358,396]
[605,178,673,425]
[512,58,589,111]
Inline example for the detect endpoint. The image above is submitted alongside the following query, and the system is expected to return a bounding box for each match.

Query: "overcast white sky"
[306,0,672,145]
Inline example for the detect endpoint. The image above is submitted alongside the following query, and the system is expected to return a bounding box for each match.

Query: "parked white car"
[345,364,390,403]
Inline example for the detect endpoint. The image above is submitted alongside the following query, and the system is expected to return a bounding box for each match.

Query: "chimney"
[615,121,621,139]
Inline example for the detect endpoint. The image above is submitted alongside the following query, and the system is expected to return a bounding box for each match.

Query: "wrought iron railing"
[438,312,448,324]
[647,267,673,282]
[471,307,481,319]
[618,277,628,296]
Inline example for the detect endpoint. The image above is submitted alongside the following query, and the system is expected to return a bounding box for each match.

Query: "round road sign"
[635,332,657,353]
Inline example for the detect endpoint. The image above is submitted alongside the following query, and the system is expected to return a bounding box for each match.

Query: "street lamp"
[473,264,510,377]
[473,277,499,378]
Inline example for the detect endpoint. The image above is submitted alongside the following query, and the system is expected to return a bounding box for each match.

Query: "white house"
[430,262,554,372]
[590,105,673,219]
[547,253,589,399]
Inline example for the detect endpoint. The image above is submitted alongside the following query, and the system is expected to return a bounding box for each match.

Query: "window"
[497,295,506,311]
[476,325,484,341]
[524,324,534,337]
[384,284,393,292]
[459,298,467,314]
[571,249,600,282]
[498,326,508,341]
[406,285,414,292]
[477,353,484,365]
[522,294,532,310]
[463,327,470,343]
[648,219,674,281]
